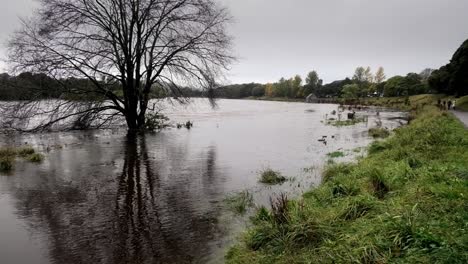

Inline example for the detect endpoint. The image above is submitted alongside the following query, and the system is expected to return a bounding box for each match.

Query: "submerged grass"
[225,190,254,215]
[259,168,287,185]
[327,117,366,127]
[25,153,44,163]
[227,106,468,263]
[0,145,44,173]
[0,157,14,172]
[327,151,345,158]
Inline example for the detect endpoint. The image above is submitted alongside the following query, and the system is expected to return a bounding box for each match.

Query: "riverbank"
[356,94,468,112]
[226,105,468,263]
[245,96,305,102]
[243,94,468,112]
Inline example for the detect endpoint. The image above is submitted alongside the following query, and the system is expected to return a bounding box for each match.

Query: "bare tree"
[4,0,233,132]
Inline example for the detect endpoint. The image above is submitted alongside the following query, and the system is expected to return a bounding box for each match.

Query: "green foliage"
[322,162,355,182]
[259,168,287,185]
[316,78,353,98]
[429,38,468,96]
[384,73,428,97]
[25,153,44,163]
[0,148,17,157]
[0,157,14,172]
[303,71,322,97]
[227,106,468,263]
[455,95,468,111]
[327,151,345,158]
[17,146,35,157]
[368,127,390,138]
[341,83,359,99]
[327,117,366,126]
[0,146,44,171]
[224,190,254,215]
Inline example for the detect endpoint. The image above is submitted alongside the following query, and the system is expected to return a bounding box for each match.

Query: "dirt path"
[452,111,468,128]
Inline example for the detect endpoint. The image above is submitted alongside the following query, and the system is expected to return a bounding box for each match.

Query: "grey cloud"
[1,0,467,83]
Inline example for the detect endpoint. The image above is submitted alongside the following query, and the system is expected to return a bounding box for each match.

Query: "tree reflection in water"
[11,133,226,264]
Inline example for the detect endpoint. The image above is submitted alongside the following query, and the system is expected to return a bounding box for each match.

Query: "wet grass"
[225,190,254,215]
[25,153,44,163]
[327,151,345,158]
[368,127,390,138]
[259,168,287,185]
[17,146,36,157]
[327,117,366,126]
[226,106,468,263]
[0,157,14,172]
[0,145,44,173]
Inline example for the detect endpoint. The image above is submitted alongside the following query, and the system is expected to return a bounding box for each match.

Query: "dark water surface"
[0,99,405,264]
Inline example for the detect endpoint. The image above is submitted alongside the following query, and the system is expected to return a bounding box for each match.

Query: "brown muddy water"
[0,99,405,264]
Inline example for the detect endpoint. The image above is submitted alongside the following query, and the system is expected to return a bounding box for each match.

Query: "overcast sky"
[1,0,467,84]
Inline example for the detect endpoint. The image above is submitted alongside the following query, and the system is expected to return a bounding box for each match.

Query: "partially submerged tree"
[3,0,233,131]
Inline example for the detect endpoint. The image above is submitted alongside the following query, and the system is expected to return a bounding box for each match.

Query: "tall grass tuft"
[368,127,390,138]
[17,146,35,157]
[259,168,287,185]
[25,153,44,163]
[0,157,14,172]
[327,151,345,158]
[269,193,289,225]
[369,169,390,199]
[224,190,254,215]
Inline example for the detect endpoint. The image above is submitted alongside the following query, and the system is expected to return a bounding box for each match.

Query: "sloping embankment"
[226,106,468,263]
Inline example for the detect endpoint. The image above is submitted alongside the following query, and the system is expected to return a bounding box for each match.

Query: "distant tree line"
[0,72,203,101]
[214,38,467,99]
[213,66,433,100]
[428,38,468,96]
[2,39,466,102]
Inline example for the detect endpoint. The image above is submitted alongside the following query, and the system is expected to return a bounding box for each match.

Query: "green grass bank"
[226,106,468,263]
[355,94,468,112]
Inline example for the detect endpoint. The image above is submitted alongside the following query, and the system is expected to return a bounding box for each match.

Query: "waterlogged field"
[0,99,405,264]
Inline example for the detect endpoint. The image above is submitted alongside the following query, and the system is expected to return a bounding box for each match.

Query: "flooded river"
[0,99,405,264]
